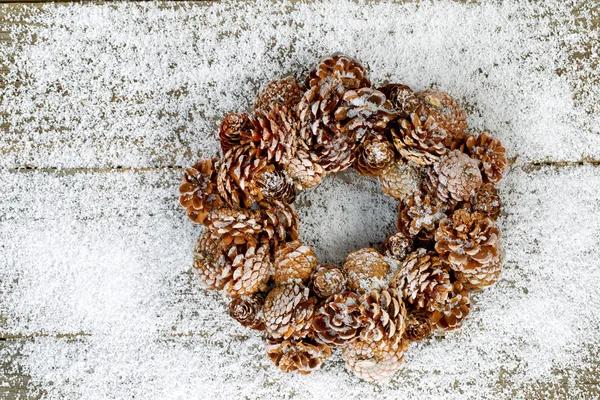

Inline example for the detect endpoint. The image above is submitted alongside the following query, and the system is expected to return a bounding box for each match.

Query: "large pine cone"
[255,76,305,115]
[219,113,252,153]
[206,207,263,246]
[382,232,413,261]
[359,287,407,346]
[220,240,272,297]
[312,291,365,346]
[431,281,471,330]
[378,159,422,200]
[427,150,482,203]
[283,147,327,190]
[353,133,396,177]
[309,264,347,298]
[254,165,296,204]
[435,208,501,273]
[263,282,316,340]
[391,248,452,313]
[273,240,318,285]
[179,158,224,225]
[259,199,299,248]
[470,182,501,220]
[455,260,502,291]
[416,89,467,137]
[192,231,231,291]
[228,294,266,331]
[403,310,432,342]
[243,106,297,165]
[266,336,332,375]
[343,335,409,382]
[378,84,420,117]
[464,133,507,183]
[342,248,390,293]
[397,189,447,243]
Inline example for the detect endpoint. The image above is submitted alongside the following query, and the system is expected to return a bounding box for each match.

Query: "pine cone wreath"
[309,264,347,298]
[273,240,318,285]
[343,248,390,293]
[266,336,332,375]
[464,132,507,183]
[427,149,483,203]
[219,113,253,153]
[229,293,266,331]
[353,133,397,177]
[396,188,448,243]
[312,291,365,346]
[255,76,305,115]
[179,158,224,225]
[470,182,502,220]
[403,310,432,342]
[382,232,413,261]
[343,335,409,382]
[263,282,316,340]
[359,287,407,346]
[431,281,471,331]
[378,84,420,117]
[379,159,422,200]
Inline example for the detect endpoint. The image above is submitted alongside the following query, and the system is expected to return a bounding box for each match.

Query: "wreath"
[179,55,507,381]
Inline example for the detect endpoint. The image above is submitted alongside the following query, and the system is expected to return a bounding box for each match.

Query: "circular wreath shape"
[179,54,507,382]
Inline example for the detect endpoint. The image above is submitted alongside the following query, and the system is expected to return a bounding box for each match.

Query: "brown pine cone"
[382,232,413,261]
[416,89,467,137]
[390,248,452,313]
[253,165,296,203]
[427,150,483,204]
[273,240,318,285]
[309,264,347,298]
[435,208,501,273]
[263,282,316,340]
[334,88,396,143]
[283,147,327,190]
[266,336,332,375]
[431,281,471,330]
[359,287,407,346]
[220,240,272,297]
[228,293,266,331]
[378,159,422,200]
[353,133,396,177]
[255,76,305,115]
[306,54,370,91]
[343,335,409,382]
[219,113,252,153]
[206,207,263,246]
[312,132,359,173]
[397,189,448,243]
[464,133,507,183]
[470,182,501,220]
[390,114,447,166]
[455,260,502,291]
[179,158,224,225]
[403,310,432,342]
[311,291,365,346]
[259,199,299,248]
[192,231,232,291]
[378,84,420,117]
[242,106,297,165]
[343,248,390,293]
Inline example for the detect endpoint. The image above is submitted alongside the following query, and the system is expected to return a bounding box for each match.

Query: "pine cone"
[259,199,299,248]
[359,287,407,346]
[309,264,347,298]
[390,248,452,313]
[255,76,305,115]
[206,207,263,246]
[382,232,413,261]
[455,260,502,291]
[431,281,471,330]
[312,132,359,172]
[464,133,507,183]
[228,294,266,331]
[416,89,467,137]
[263,282,316,340]
[266,336,332,375]
[427,150,483,203]
[403,310,432,342]
[353,133,396,177]
[219,113,252,153]
[378,84,420,117]
[220,240,272,297]
[343,335,409,382]
[179,158,224,225]
[397,189,447,243]
[343,248,390,293]
[306,54,370,91]
[217,144,269,207]
[273,240,318,285]
[390,114,447,166]
[435,208,501,273]
[311,291,365,346]
[243,106,297,165]
[378,159,422,200]
[470,182,501,220]
[283,148,327,190]
[254,165,296,203]
[192,231,232,291]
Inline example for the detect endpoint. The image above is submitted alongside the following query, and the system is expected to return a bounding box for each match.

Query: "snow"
[0,1,599,399]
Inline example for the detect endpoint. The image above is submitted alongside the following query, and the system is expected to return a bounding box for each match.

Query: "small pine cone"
[435,208,501,273]
[219,113,252,153]
[221,240,272,297]
[390,248,452,313]
[259,199,300,248]
[306,54,370,91]
[359,287,407,346]
[455,260,502,291]
[206,207,263,246]
[403,310,432,342]
[353,134,396,177]
[334,88,396,143]
[255,76,305,115]
[431,281,471,330]
[390,114,447,166]
[343,335,409,382]
[343,248,390,294]
[427,150,482,203]
[254,165,296,203]
[416,89,467,136]
[470,182,501,220]
[179,158,224,225]
[228,294,266,331]
[243,106,297,165]
[283,148,327,190]
[266,336,332,375]
[273,240,318,285]
[309,264,347,298]
[382,232,413,261]
[378,84,420,117]
[396,190,447,243]
[264,282,316,340]
[192,231,232,291]
[379,159,422,201]
[465,133,507,183]
[312,291,365,346]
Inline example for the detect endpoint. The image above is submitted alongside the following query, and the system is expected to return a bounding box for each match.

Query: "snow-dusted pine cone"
[427,150,483,203]
[206,207,263,246]
[273,240,318,285]
[192,231,231,291]
[396,189,447,243]
[382,232,413,261]
[309,264,347,298]
[431,281,471,330]
[266,336,332,375]
[228,294,266,331]
[219,113,252,153]
[353,133,396,177]
[390,114,447,166]
[378,83,420,117]
[416,89,467,138]
[259,199,299,248]
[306,54,370,91]
[255,76,305,115]
[312,291,365,346]
[378,159,422,200]
[283,148,327,190]
[470,182,501,220]
[220,240,272,297]
[263,283,316,340]
[359,287,407,346]
[179,158,224,225]
[403,310,432,342]
[254,165,296,203]
[342,248,390,293]
[455,260,502,291]
[464,133,507,183]
[343,334,409,382]
[243,106,297,165]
